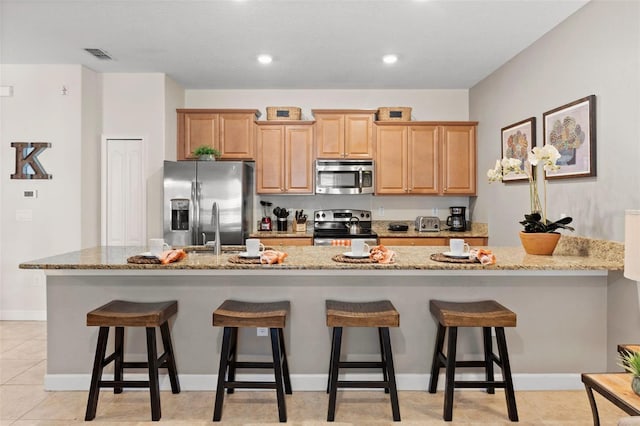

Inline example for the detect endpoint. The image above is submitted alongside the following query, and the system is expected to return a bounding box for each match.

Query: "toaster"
[415,216,440,232]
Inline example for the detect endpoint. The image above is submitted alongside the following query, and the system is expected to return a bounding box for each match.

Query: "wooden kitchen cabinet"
[261,237,313,247]
[313,109,376,159]
[376,124,439,194]
[177,109,260,160]
[256,122,314,194]
[440,124,476,195]
[378,237,448,246]
[375,121,477,195]
[377,236,487,246]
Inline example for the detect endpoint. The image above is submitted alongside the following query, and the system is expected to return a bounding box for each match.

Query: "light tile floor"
[0,320,629,425]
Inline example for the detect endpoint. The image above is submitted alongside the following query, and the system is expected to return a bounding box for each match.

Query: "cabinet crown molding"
[177,108,261,118]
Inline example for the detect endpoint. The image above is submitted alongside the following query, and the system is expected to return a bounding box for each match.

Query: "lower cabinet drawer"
[261,238,313,247]
[378,237,448,246]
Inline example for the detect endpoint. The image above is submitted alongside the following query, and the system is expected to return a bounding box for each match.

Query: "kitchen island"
[20,238,625,392]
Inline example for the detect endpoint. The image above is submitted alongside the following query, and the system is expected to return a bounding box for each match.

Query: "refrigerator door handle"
[192,181,200,245]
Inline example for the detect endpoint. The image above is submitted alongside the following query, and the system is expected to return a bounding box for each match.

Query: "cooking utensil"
[388,223,408,232]
[348,217,361,235]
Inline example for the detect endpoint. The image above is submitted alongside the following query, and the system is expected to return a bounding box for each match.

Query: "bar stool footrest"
[338,361,384,369]
[337,380,390,389]
[454,381,507,389]
[99,380,151,388]
[225,381,278,389]
[232,361,275,369]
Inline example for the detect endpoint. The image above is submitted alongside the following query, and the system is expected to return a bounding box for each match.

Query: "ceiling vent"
[84,48,112,60]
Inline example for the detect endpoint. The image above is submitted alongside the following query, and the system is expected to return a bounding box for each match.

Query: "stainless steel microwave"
[315,160,375,194]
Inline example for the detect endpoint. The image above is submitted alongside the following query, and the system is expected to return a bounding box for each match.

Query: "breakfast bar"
[20,239,624,392]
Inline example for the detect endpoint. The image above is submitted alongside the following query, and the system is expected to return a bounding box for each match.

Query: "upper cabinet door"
[285,125,314,193]
[344,114,374,158]
[315,114,345,158]
[440,125,476,195]
[314,110,375,159]
[407,125,439,194]
[177,109,259,161]
[180,113,219,160]
[219,113,255,159]
[375,125,407,194]
[256,125,285,193]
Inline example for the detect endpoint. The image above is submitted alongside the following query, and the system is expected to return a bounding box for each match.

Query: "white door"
[102,138,146,246]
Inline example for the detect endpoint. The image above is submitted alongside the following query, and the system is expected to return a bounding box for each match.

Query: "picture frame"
[501,117,536,183]
[543,95,596,179]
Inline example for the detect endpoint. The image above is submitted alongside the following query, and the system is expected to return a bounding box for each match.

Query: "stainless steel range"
[313,209,378,246]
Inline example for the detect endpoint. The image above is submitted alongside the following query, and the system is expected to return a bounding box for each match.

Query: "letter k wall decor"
[11,142,52,179]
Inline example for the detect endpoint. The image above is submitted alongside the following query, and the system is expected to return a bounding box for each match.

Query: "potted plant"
[487,144,574,255]
[193,145,221,161]
[619,350,640,395]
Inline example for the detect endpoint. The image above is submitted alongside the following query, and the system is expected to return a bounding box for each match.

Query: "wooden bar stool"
[85,300,180,421]
[325,299,401,422]
[428,299,518,422]
[212,300,292,423]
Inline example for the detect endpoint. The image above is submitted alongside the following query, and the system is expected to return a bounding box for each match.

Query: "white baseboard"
[0,310,46,321]
[45,372,583,392]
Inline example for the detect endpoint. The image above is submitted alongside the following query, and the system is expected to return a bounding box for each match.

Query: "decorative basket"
[266,106,302,120]
[377,107,412,121]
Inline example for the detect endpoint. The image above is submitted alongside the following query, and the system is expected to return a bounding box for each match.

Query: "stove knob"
[365,213,370,218]
[321,213,326,218]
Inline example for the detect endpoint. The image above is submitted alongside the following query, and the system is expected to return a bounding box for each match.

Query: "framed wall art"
[501,117,536,183]
[543,94,596,179]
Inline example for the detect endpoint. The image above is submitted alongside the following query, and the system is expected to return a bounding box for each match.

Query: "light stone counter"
[21,237,626,393]
[19,237,623,272]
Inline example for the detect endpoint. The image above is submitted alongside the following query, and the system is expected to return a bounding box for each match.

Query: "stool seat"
[326,300,399,327]
[430,300,516,328]
[87,300,178,327]
[213,300,289,328]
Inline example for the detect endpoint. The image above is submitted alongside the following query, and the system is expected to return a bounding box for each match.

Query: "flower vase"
[632,376,640,396]
[519,232,561,255]
[198,154,216,161]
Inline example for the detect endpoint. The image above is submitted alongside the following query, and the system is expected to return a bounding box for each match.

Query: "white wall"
[81,67,103,248]
[164,76,185,162]
[102,73,167,239]
[186,89,469,121]
[0,65,92,319]
[470,0,640,245]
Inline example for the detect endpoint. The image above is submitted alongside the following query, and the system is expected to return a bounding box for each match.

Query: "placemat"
[332,254,395,264]
[430,253,480,264]
[127,255,161,264]
[228,255,261,264]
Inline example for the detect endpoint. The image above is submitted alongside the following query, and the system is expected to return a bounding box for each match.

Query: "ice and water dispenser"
[170,199,190,231]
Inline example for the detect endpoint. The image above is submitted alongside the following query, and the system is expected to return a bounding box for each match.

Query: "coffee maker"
[446,206,467,231]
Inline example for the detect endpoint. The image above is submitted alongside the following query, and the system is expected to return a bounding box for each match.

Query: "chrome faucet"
[211,202,221,255]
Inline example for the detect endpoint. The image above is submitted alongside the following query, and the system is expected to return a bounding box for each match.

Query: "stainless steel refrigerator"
[163,160,254,247]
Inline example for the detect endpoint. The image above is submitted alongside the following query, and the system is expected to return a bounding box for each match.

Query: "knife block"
[295,222,307,232]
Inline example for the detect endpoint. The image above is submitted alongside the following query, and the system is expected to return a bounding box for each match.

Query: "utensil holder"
[277,218,287,232]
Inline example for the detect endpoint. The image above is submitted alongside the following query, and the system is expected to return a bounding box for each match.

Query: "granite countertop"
[20,236,623,271]
[249,221,488,239]
[374,221,488,238]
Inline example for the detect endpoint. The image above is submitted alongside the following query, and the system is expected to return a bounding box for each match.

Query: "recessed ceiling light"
[257,54,273,65]
[382,54,398,64]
